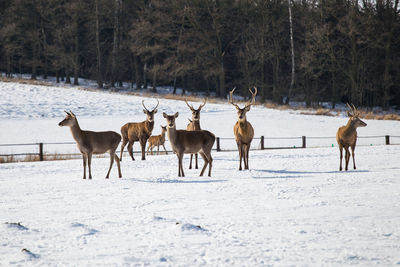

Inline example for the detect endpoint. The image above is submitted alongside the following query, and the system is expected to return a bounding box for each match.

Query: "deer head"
[163,112,179,128]
[142,99,159,122]
[58,110,77,127]
[185,98,206,121]
[229,87,257,122]
[346,103,367,128]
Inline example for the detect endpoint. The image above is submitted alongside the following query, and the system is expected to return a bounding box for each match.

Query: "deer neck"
[167,125,178,143]
[343,119,357,135]
[69,121,84,142]
[238,119,248,128]
[191,119,201,130]
[145,120,155,133]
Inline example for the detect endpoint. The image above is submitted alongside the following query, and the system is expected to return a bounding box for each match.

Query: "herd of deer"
[58,89,367,179]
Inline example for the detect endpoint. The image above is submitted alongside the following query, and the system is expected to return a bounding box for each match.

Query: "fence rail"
[1,135,399,163]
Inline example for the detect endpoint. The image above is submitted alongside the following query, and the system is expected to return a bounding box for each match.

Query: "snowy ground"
[1,81,400,265]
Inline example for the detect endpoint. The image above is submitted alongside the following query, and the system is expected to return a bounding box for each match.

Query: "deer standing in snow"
[58,111,122,179]
[336,103,367,171]
[229,87,257,170]
[163,112,215,177]
[147,125,168,155]
[185,98,207,169]
[120,99,159,161]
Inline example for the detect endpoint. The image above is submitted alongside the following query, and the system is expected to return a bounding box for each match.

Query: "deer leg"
[120,138,128,161]
[199,152,208,176]
[105,151,114,179]
[82,153,87,179]
[157,145,160,155]
[189,154,193,169]
[208,153,213,177]
[114,154,122,178]
[127,141,135,161]
[244,144,250,170]
[147,144,150,155]
[345,147,350,171]
[163,144,167,154]
[339,145,343,171]
[195,153,198,169]
[88,153,93,179]
[177,153,184,177]
[140,138,146,160]
[351,145,356,170]
[237,142,242,171]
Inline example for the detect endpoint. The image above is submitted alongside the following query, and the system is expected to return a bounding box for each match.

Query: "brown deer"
[229,87,257,170]
[58,111,122,179]
[185,98,207,169]
[120,99,159,161]
[147,125,168,155]
[163,112,215,177]
[336,103,367,171]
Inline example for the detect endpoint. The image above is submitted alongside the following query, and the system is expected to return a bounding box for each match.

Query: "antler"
[142,99,159,112]
[184,98,194,111]
[244,87,258,108]
[352,103,360,117]
[153,99,159,111]
[229,87,240,109]
[199,98,207,110]
[142,100,149,112]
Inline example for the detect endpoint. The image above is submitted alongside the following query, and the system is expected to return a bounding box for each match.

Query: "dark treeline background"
[0,0,399,108]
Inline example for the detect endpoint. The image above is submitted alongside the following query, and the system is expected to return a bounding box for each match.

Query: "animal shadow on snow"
[129,177,228,184]
[252,169,369,179]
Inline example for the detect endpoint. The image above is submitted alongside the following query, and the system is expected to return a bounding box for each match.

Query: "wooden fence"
[1,135,399,163]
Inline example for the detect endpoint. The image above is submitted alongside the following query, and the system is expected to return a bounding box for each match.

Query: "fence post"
[385,135,390,145]
[216,137,221,152]
[260,136,264,150]
[302,136,306,148]
[39,143,44,161]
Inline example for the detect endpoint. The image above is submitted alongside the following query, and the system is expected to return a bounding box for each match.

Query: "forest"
[0,0,399,108]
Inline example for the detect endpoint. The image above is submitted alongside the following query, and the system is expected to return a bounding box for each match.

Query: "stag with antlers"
[229,87,257,170]
[336,103,367,171]
[120,99,159,161]
[185,98,207,169]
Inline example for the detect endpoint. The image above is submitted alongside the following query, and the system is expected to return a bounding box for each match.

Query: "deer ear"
[154,109,158,114]
[163,112,167,118]
[69,110,76,117]
[245,106,251,112]
[143,109,147,114]
[174,112,179,118]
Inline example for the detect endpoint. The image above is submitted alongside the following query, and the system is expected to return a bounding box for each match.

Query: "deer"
[229,87,257,170]
[58,111,122,179]
[163,112,215,177]
[336,103,367,171]
[120,99,159,161]
[185,98,207,169]
[147,125,168,155]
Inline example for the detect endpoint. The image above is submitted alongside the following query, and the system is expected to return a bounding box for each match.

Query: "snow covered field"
[1,81,400,265]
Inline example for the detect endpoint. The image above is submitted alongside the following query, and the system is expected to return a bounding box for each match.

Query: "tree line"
[0,0,399,108]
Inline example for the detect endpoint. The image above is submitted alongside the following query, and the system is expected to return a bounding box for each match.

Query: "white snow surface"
[1,81,400,266]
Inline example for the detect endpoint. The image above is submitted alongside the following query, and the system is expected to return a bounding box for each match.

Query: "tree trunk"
[111,0,122,88]
[218,61,225,98]
[134,55,142,90]
[285,0,295,105]
[95,0,103,88]
[152,71,157,93]
[73,28,79,86]
[143,61,148,89]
